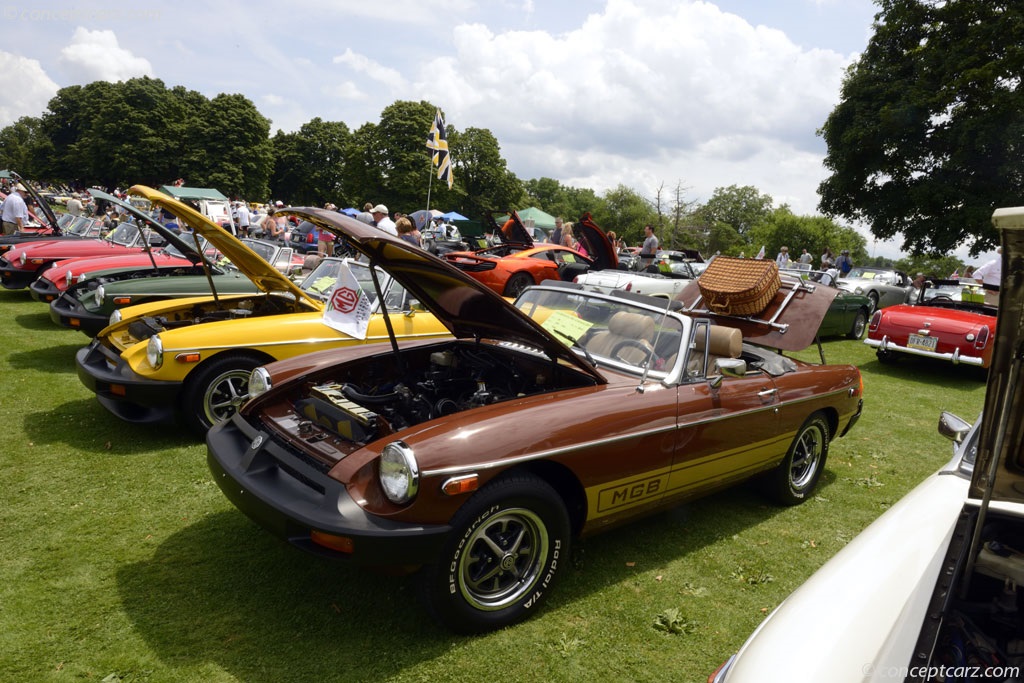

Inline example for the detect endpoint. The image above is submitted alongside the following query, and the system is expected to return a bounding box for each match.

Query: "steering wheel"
[610,339,654,367]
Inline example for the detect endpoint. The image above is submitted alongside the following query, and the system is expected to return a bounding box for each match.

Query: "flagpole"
[425,156,434,213]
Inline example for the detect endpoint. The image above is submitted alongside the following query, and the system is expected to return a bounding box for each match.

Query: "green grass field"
[0,287,987,682]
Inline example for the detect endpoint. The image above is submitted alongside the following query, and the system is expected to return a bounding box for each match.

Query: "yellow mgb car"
[76,185,450,434]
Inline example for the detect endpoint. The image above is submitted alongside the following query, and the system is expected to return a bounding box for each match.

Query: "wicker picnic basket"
[698,256,781,316]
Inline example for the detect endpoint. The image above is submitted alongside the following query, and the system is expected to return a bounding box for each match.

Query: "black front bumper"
[0,262,41,289]
[75,339,182,424]
[51,293,108,336]
[206,415,451,566]
[29,277,61,302]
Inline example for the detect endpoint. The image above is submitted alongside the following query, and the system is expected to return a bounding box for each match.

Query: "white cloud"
[332,49,408,93]
[58,27,153,83]
[403,0,854,217]
[0,52,60,127]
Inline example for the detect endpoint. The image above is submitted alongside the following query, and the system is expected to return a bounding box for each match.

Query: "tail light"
[974,325,990,350]
[868,310,882,332]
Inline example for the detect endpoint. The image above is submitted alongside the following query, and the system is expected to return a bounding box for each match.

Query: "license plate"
[908,333,937,352]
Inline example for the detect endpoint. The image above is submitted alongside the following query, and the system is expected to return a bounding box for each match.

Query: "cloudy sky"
[0,0,997,265]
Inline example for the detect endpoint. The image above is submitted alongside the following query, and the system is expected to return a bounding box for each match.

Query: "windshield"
[297,258,404,311]
[922,280,992,307]
[163,233,210,260]
[66,216,103,237]
[514,286,688,379]
[846,267,895,283]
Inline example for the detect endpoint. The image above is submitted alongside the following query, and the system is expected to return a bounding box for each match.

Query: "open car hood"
[969,207,1024,503]
[573,212,618,270]
[488,210,534,246]
[674,274,839,351]
[11,172,59,230]
[128,185,313,302]
[88,188,206,264]
[281,207,605,383]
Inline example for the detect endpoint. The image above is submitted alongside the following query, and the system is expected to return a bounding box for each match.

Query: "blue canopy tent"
[341,207,360,216]
[441,210,468,221]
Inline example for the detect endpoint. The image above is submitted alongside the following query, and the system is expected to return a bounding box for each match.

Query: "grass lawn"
[0,287,987,682]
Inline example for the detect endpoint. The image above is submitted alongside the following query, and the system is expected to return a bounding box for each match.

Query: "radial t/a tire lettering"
[419,472,570,634]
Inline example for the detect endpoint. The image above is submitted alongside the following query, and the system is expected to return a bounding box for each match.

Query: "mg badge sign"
[322,262,371,339]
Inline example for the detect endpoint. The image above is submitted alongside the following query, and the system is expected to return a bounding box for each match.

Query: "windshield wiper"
[553,329,597,368]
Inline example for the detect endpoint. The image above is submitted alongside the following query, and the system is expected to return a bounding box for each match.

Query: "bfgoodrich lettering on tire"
[419,472,570,634]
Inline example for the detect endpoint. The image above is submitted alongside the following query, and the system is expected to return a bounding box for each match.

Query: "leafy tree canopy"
[818,0,1024,256]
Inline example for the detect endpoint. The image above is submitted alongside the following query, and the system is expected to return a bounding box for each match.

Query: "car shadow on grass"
[22,398,196,454]
[860,356,989,384]
[115,474,822,680]
[8,343,82,372]
[14,310,68,331]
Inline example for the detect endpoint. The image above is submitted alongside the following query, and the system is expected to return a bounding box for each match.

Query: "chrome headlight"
[247,367,272,399]
[108,309,122,326]
[146,334,164,369]
[93,284,105,307]
[66,270,74,287]
[854,286,864,295]
[19,252,27,266]
[379,441,419,505]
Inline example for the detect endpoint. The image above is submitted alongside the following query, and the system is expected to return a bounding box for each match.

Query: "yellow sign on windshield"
[541,310,593,345]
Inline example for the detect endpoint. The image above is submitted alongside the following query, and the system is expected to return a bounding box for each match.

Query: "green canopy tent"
[516,207,558,230]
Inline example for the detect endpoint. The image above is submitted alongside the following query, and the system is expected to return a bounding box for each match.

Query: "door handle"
[757,388,777,400]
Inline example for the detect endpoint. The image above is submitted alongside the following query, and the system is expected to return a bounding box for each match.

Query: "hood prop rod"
[368,258,405,375]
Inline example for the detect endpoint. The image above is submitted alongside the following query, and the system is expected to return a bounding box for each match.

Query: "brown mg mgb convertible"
[206,208,863,633]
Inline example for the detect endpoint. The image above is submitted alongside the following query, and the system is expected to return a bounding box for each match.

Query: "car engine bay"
[259,341,597,458]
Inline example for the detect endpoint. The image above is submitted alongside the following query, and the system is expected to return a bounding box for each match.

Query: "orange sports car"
[443,211,617,297]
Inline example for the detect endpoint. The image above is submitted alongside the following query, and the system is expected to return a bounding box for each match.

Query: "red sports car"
[0,218,172,290]
[443,212,617,297]
[864,278,997,368]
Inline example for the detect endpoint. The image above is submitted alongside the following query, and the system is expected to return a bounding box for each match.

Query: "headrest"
[694,326,742,358]
[608,311,655,341]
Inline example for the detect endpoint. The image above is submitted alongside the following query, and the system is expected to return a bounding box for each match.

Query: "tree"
[693,185,774,236]
[0,116,47,177]
[818,0,1024,256]
[449,126,524,219]
[182,93,272,199]
[747,208,868,264]
[595,185,656,247]
[269,118,350,205]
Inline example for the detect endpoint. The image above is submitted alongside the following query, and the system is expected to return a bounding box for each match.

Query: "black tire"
[876,349,897,364]
[503,272,534,298]
[847,309,868,340]
[867,291,879,314]
[419,473,570,634]
[769,413,829,505]
[180,354,263,434]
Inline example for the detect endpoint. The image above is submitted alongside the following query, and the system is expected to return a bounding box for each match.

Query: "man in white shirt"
[66,194,84,216]
[371,204,397,235]
[235,202,251,237]
[973,248,1002,305]
[2,183,29,235]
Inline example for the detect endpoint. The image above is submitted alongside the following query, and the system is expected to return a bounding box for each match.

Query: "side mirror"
[405,299,425,316]
[716,358,747,378]
[938,411,972,444]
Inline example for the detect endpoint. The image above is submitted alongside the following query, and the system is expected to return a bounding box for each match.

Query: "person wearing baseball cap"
[2,183,29,235]
[371,204,397,235]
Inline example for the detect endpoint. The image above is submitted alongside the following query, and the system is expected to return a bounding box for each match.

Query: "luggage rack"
[681,276,819,333]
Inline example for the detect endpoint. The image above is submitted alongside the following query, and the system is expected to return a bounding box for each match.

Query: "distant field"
[0,287,987,683]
